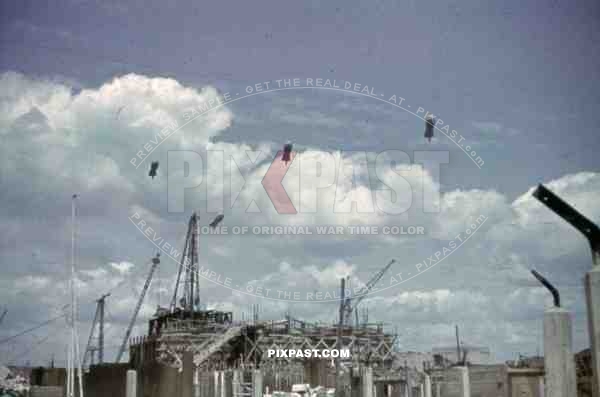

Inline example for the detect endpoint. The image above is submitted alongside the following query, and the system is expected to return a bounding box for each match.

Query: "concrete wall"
[83,363,130,397]
[29,386,63,397]
[507,370,543,397]
[78,358,195,397]
[432,365,543,397]
[30,368,66,386]
[469,364,507,397]
[431,367,463,397]
[137,361,183,397]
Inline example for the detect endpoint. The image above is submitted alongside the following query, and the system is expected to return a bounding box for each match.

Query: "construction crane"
[115,253,161,363]
[83,294,110,367]
[170,213,224,313]
[342,259,395,327]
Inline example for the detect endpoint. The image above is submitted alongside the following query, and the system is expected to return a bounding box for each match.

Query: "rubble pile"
[0,365,29,396]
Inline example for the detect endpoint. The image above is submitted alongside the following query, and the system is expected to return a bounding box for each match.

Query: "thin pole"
[66,197,74,397]
[455,325,461,364]
[99,297,105,363]
[335,278,345,397]
[71,195,76,397]
[71,195,84,397]
[195,215,200,310]
[71,336,75,395]
[66,341,72,397]
[75,323,84,396]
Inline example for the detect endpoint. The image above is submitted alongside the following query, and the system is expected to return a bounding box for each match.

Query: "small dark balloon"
[149,161,159,179]
[424,115,435,143]
[282,143,293,164]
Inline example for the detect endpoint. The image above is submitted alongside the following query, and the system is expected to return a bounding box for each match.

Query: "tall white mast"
[68,194,84,397]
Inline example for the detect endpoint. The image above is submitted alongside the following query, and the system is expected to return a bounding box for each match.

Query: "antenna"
[455,325,461,365]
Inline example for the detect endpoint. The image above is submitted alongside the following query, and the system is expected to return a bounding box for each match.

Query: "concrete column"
[418,384,424,397]
[424,375,431,397]
[182,352,194,397]
[585,266,600,397]
[544,307,577,397]
[126,370,137,397]
[457,367,470,397]
[539,375,545,397]
[374,383,384,397]
[220,371,226,397]
[402,382,409,397]
[224,370,233,397]
[233,370,241,396]
[361,367,373,397]
[253,370,263,397]
[435,382,440,397]
[213,371,219,397]
[351,374,361,397]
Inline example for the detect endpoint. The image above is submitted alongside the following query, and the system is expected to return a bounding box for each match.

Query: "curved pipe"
[531,270,560,307]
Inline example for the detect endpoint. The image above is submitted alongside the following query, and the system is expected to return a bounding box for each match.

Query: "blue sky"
[2,0,598,198]
[0,0,599,365]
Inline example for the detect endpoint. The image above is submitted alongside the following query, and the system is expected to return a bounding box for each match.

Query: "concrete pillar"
[543,307,577,397]
[457,367,470,397]
[424,375,431,397]
[220,371,226,397]
[374,383,385,397]
[224,370,233,397]
[126,370,137,397]
[253,370,263,397]
[539,375,545,397]
[351,374,361,397]
[233,370,241,396]
[585,266,600,397]
[213,371,219,397]
[182,352,194,397]
[361,367,373,397]
[418,384,424,397]
[435,382,440,397]
[402,382,409,397]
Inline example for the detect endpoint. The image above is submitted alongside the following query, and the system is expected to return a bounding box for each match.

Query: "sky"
[0,0,599,366]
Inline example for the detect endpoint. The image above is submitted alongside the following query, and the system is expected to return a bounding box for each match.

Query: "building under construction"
[124,213,419,396]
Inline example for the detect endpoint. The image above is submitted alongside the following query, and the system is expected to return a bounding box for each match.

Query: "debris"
[209,214,224,228]
[115,106,126,119]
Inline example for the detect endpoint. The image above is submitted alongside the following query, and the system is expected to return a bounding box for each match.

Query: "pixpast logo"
[166,149,449,215]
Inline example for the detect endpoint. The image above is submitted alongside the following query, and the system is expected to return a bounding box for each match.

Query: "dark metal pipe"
[531,270,560,307]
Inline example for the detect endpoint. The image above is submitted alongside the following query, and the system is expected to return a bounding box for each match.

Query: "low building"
[432,345,493,365]
[394,351,433,372]
[430,363,544,397]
